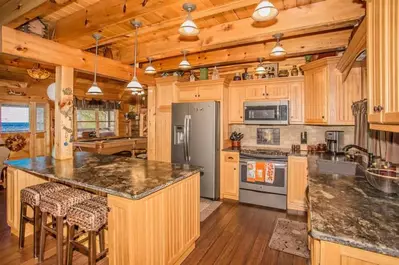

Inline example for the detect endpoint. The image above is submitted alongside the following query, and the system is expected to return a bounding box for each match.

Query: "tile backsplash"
[230,124,354,148]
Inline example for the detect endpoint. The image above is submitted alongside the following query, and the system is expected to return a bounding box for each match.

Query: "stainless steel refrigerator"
[171,101,220,200]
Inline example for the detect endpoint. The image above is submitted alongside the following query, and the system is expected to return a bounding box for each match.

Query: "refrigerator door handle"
[183,115,188,162]
[187,115,191,161]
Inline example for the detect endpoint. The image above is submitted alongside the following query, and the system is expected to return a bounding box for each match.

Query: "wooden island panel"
[108,172,200,265]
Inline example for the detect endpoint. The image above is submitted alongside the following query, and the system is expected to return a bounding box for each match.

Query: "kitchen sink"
[317,159,365,176]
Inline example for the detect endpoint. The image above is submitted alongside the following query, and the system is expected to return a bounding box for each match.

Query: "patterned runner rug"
[200,198,222,222]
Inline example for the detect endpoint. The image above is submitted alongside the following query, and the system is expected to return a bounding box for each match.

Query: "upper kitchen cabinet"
[302,57,363,125]
[175,79,229,102]
[367,0,399,132]
[229,77,304,124]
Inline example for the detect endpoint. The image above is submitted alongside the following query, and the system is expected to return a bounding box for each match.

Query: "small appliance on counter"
[325,131,345,154]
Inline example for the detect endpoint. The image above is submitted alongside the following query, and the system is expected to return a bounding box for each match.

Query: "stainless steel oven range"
[239,149,288,210]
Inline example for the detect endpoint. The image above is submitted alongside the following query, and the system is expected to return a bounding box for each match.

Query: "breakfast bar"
[5,152,201,265]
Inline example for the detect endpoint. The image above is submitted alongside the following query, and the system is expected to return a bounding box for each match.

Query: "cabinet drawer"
[224,152,239,162]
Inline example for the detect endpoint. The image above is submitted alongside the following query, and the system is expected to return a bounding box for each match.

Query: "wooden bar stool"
[66,196,108,265]
[39,188,93,265]
[19,182,68,258]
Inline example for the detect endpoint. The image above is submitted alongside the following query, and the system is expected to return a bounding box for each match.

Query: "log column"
[53,66,74,160]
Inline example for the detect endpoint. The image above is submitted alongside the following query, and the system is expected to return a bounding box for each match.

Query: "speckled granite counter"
[307,154,399,257]
[5,152,202,200]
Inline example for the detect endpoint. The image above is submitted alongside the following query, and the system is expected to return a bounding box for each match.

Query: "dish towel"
[265,162,275,184]
[247,161,256,182]
[255,162,265,182]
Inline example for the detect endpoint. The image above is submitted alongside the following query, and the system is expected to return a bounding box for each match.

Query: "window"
[1,104,30,132]
[76,109,116,138]
[36,105,45,132]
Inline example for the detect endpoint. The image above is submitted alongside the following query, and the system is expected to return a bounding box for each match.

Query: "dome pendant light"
[179,50,191,70]
[255,57,266,75]
[179,3,199,36]
[270,33,287,57]
[252,0,279,22]
[127,20,143,95]
[144,57,157,75]
[86,33,103,95]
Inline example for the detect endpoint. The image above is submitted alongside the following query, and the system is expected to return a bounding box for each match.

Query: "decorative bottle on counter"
[233,73,242,81]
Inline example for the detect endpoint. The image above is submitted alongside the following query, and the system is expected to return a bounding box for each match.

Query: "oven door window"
[244,106,278,121]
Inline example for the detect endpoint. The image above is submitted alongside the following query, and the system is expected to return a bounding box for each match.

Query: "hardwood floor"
[0,190,307,265]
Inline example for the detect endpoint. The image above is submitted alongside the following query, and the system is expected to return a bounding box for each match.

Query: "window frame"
[75,108,118,139]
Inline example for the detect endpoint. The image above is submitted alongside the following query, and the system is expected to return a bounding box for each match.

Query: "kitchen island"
[5,152,201,265]
[307,155,399,265]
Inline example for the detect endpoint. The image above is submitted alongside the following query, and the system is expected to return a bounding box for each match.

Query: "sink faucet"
[342,145,368,154]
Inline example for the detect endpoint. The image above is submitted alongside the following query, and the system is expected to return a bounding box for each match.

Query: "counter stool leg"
[39,212,47,263]
[33,206,41,258]
[56,216,64,265]
[19,203,27,249]
[88,231,96,265]
[99,229,105,252]
[66,224,75,265]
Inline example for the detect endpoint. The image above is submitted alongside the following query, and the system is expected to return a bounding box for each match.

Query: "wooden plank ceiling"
[0,0,365,75]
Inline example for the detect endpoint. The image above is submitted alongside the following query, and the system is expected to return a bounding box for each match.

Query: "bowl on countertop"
[365,168,399,194]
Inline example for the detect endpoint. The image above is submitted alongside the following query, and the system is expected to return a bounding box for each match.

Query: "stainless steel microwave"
[243,100,289,125]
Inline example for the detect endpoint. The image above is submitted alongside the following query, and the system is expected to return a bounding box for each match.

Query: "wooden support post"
[53,66,74,160]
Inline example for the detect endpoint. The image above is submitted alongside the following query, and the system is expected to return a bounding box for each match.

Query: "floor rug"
[200,198,222,222]
[269,218,310,259]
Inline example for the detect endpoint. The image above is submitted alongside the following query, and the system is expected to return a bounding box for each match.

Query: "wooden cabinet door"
[156,82,175,107]
[178,86,198,102]
[155,111,171,162]
[265,83,289,99]
[305,67,328,124]
[221,152,239,200]
[288,82,304,124]
[287,156,308,211]
[197,85,222,100]
[333,68,362,125]
[245,84,266,99]
[229,87,246,123]
[382,0,399,125]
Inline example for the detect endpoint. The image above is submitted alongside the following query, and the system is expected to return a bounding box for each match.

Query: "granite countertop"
[307,155,399,257]
[5,152,202,200]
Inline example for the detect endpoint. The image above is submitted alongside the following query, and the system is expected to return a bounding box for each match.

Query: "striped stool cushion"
[40,188,93,217]
[21,182,68,207]
[67,196,108,231]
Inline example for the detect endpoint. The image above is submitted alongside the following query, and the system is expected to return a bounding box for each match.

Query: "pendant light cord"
[94,37,98,84]
[134,25,138,78]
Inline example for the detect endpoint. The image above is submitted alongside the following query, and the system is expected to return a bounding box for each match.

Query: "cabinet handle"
[262,93,265,96]
[228,156,234,160]
[198,94,200,97]
[322,116,325,119]
[195,95,197,97]
[377,105,384,112]
[234,168,236,170]
[240,116,243,119]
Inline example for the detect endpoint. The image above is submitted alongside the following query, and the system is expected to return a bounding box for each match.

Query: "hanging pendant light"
[179,3,199,36]
[252,0,279,22]
[86,33,103,95]
[127,20,143,95]
[270,33,287,57]
[179,50,191,70]
[255,57,266,75]
[144,57,157,75]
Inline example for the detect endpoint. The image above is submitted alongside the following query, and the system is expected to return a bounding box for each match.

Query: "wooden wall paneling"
[107,173,200,265]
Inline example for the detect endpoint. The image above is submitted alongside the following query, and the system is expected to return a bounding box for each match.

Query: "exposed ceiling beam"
[0,26,154,85]
[120,0,364,64]
[53,0,182,44]
[0,0,76,28]
[141,28,351,72]
[78,0,260,49]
